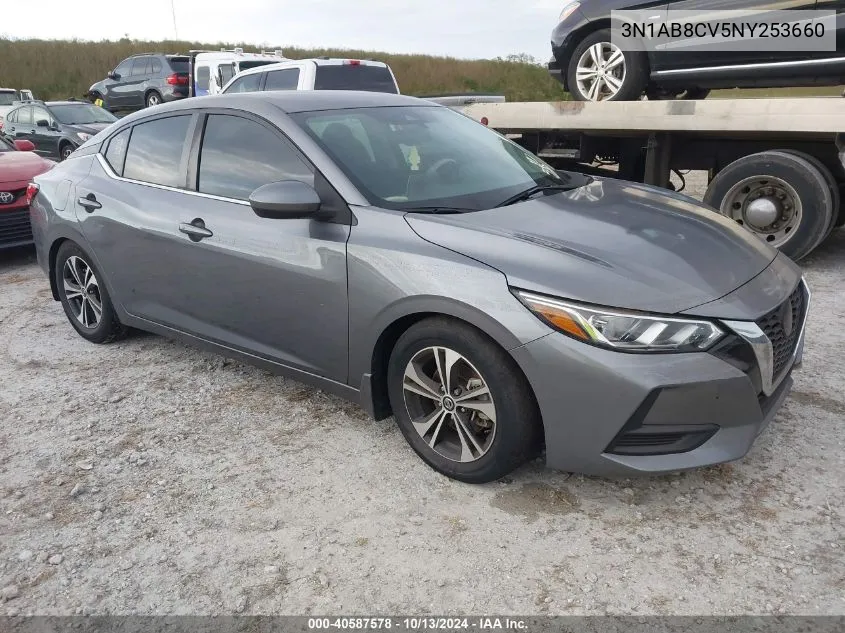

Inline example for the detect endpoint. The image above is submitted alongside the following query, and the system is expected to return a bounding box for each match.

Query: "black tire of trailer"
[777,150,840,239]
[703,151,833,261]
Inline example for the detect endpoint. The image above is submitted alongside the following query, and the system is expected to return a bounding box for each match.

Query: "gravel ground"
[1,172,843,616]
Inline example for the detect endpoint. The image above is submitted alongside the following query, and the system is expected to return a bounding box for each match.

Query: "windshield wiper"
[495,184,578,208]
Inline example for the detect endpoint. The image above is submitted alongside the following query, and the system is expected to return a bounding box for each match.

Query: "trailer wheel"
[567,29,648,102]
[777,150,840,240]
[704,151,833,261]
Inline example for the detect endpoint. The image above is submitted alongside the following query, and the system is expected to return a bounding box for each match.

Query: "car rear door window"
[197,114,312,200]
[103,128,131,176]
[17,107,33,125]
[224,73,261,94]
[151,58,162,74]
[123,115,191,188]
[131,57,150,76]
[264,69,300,91]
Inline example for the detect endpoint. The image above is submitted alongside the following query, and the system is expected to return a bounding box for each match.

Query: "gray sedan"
[29,91,808,483]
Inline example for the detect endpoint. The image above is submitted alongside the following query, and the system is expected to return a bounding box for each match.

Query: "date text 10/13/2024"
[308,617,528,630]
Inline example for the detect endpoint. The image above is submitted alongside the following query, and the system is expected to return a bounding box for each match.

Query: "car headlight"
[515,290,724,353]
[559,1,581,22]
[76,132,93,142]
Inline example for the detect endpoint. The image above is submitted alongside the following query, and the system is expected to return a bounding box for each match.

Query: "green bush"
[0,38,568,103]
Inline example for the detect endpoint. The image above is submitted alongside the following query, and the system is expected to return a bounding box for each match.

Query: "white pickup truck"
[0,88,35,132]
[187,50,505,108]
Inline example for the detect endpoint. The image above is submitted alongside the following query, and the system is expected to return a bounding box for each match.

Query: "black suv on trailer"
[87,53,190,112]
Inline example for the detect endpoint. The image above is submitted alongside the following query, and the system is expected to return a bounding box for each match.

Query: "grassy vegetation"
[0,38,568,102]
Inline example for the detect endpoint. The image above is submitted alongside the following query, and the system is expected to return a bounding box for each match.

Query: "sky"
[7,0,564,62]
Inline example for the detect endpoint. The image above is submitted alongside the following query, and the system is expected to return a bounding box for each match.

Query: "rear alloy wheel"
[566,29,648,102]
[387,318,541,483]
[60,144,74,161]
[704,151,833,261]
[55,241,126,344]
[146,91,162,108]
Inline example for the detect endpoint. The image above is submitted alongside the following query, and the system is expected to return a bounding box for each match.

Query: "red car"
[0,137,54,249]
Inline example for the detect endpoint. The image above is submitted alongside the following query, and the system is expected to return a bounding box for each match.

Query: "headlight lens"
[76,132,92,142]
[516,290,724,353]
[559,1,581,22]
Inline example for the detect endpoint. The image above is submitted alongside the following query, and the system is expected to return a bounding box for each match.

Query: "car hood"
[0,151,53,184]
[404,177,777,315]
[66,122,112,135]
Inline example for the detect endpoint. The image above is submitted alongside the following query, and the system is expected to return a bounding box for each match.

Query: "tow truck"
[463,97,845,260]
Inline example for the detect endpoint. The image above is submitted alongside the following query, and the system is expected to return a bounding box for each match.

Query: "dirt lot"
[1,173,843,616]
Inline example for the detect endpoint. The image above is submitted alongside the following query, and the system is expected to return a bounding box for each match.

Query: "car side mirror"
[13,140,35,152]
[249,180,322,219]
[36,119,50,128]
[108,71,120,80]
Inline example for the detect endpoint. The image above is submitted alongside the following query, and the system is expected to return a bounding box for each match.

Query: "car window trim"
[95,107,355,223]
[97,112,201,194]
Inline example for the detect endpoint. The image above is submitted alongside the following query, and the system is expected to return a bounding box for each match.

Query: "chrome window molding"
[722,278,810,397]
[652,57,845,77]
[95,153,251,207]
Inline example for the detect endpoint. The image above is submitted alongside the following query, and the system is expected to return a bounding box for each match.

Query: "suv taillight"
[166,73,189,86]
[25,183,40,205]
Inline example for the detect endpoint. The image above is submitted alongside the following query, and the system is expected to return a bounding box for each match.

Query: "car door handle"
[78,194,102,212]
[179,219,213,242]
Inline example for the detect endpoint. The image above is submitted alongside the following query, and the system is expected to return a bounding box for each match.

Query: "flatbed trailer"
[462,97,845,261]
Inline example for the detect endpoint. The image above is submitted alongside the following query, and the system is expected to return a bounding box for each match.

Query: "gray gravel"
[1,173,843,616]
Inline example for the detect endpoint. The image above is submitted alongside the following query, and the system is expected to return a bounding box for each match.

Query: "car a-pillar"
[703,150,837,261]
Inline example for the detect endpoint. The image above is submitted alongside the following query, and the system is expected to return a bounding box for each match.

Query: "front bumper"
[0,182,33,249]
[511,271,807,477]
[162,86,189,102]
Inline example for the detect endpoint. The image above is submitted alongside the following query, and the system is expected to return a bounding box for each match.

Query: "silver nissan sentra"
[29,91,808,483]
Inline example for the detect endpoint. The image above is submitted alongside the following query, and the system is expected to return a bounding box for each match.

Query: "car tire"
[387,317,542,483]
[566,29,648,102]
[704,150,833,261]
[777,150,840,240]
[55,241,126,344]
[145,91,163,108]
[59,142,74,161]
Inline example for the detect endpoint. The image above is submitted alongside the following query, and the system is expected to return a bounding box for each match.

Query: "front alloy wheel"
[566,29,648,102]
[387,317,541,483]
[575,43,627,101]
[402,346,497,463]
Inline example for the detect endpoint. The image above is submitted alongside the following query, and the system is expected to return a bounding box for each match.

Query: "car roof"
[234,58,389,78]
[119,91,435,123]
[45,101,89,106]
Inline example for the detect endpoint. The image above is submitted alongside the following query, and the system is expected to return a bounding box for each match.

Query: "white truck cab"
[220,58,400,95]
[189,48,288,97]
[0,88,35,132]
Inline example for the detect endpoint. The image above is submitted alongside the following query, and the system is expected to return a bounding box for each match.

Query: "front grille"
[0,209,34,247]
[756,284,806,380]
[0,187,26,206]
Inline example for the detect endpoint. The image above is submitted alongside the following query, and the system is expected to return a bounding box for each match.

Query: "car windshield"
[50,104,117,125]
[291,106,571,211]
[0,92,16,106]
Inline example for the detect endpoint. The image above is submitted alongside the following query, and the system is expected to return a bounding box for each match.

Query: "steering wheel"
[426,158,460,184]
